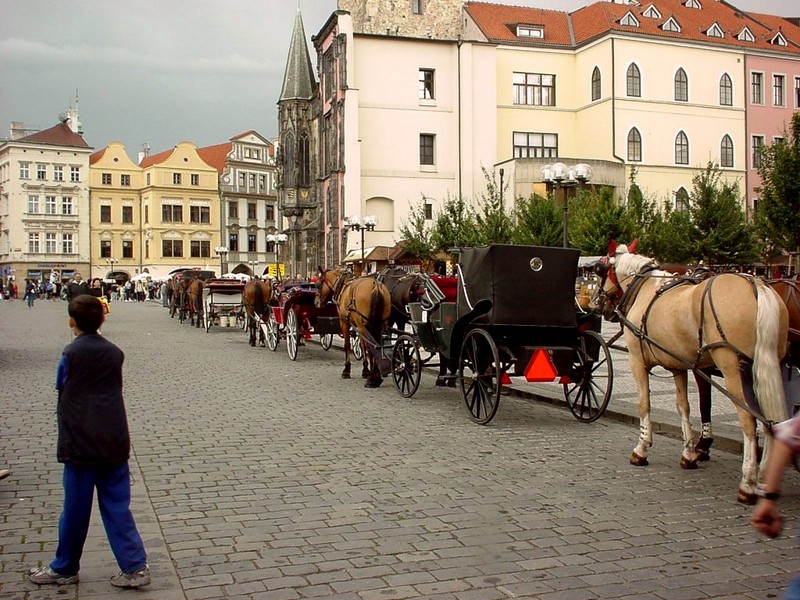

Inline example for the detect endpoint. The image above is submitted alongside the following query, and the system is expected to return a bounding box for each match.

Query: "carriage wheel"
[564,330,613,423]
[286,309,300,361]
[459,328,501,425]
[237,311,247,330]
[205,307,212,332]
[351,330,364,361]
[320,333,334,350]
[265,311,279,351]
[391,335,422,398]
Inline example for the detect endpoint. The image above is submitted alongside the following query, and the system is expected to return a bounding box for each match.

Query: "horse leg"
[673,370,700,469]
[341,323,352,379]
[630,358,654,466]
[361,337,370,379]
[694,369,714,461]
[248,315,256,347]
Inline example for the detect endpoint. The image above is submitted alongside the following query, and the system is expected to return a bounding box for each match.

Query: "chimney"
[10,121,26,140]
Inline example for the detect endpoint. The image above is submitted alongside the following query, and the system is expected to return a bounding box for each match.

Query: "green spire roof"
[280,10,317,102]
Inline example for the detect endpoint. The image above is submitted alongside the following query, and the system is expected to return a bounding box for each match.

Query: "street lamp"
[247,260,260,279]
[214,245,229,277]
[266,233,288,279]
[343,215,378,275]
[541,162,592,248]
[105,257,119,276]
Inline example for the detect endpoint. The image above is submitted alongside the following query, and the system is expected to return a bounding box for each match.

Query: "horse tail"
[367,281,387,344]
[253,281,265,316]
[752,280,787,423]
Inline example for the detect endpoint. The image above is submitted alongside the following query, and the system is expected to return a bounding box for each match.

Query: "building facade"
[0,104,92,285]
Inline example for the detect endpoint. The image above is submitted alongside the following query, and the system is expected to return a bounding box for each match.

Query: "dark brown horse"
[243,279,273,347]
[187,277,205,328]
[315,266,391,387]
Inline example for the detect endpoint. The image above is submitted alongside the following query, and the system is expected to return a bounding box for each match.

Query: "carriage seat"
[430,275,458,303]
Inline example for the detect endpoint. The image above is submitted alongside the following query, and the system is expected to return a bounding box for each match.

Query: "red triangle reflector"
[524,349,559,382]
[500,372,513,385]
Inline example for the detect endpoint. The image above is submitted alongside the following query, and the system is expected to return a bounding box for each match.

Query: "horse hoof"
[630,452,649,466]
[737,490,757,505]
[341,373,351,379]
[679,456,698,470]
[446,379,456,388]
[695,450,711,462]
[435,377,447,387]
[364,380,381,388]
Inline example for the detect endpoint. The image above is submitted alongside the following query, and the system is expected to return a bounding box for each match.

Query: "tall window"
[62,234,73,254]
[795,76,800,108]
[513,132,558,158]
[674,68,688,102]
[419,69,435,99]
[752,135,765,168]
[121,174,130,186]
[20,163,29,179]
[173,173,182,185]
[513,72,555,106]
[412,0,423,14]
[162,240,183,257]
[298,132,311,186]
[591,67,601,101]
[45,233,57,253]
[675,131,689,164]
[102,173,112,185]
[248,235,257,252]
[675,187,690,212]
[28,233,40,253]
[627,128,642,162]
[54,165,64,181]
[266,205,275,221]
[122,206,133,223]
[751,72,763,104]
[28,195,39,213]
[100,240,111,258]
[420,134,435,165]
[229,233,238,252]
[37,164,47,180]
[627,63,641,97]
[720,135,734,168]
[190,206,210,224]
[191,173,199,186]
[162,204,182,222]
[100,205,112,223]
[45,196,56,214]
[720,73,733,106]
[247,202,257,219]
[62,196,73,215]
[229,201,238,218]
[773,74,785,106]
[70,166,80,182]
[190,240,211,258]
[122,240,133,259]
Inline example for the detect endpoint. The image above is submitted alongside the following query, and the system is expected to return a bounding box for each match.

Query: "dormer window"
[737,27,754,42]
[684,0,701,8]
[770,32,788,46]
[662,17,681,33]
[620,11,640,27]
[517,24,544,38]
[643,5,661,18]
[706,23,724,38]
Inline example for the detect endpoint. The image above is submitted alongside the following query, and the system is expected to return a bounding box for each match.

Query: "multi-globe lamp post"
[214,245,228,277]
[540,162,592,248]
[266,233,288,279]
[343,215,377,275]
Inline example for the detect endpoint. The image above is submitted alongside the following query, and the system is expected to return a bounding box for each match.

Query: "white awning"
[342,247,377,263]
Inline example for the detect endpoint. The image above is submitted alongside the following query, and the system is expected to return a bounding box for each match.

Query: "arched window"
[675,131,689,164]
[627,127,642,162]
[591,67,601,101]
[675,187,689,211]
[298,132,311,187]
[720,134,734,167]
[283,131,295,187]
[627,63,641,97]
[674,68,688,102]
[719,73,733,106]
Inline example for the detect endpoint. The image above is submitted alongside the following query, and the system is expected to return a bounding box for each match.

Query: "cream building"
[0,104,92,284]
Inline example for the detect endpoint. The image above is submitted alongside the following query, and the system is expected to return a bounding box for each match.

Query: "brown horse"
[315,266,391,387]
[596,245,789,504]
[243,279,273,347]
[187,277,205,328]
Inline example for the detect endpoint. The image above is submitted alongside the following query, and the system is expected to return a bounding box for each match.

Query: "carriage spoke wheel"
[351,330,364,361]
[286,309,300,361]
[320,333,333,351]
[564,329,613,423]
[459,328,501,425]
[392,335,422,398]
[265,311,279,351]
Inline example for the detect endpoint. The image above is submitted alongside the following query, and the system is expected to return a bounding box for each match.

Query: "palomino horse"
[315,266,391,387]
[243,279,273,347]
[596,244,788,503]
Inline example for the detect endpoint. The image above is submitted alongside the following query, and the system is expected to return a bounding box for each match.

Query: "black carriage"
[390,244,613,424]
[263,283,362,361]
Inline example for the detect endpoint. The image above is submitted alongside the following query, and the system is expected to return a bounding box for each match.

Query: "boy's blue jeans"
[50,462,147,576]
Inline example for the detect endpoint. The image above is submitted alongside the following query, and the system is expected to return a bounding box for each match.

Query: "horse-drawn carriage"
[389,244,613,425]
[170,269,216,327]
[202,279,246,332]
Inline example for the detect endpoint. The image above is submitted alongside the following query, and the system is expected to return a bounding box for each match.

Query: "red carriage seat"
[431,275,458,303]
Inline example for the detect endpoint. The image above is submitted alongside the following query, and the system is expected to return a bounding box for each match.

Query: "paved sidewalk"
[1,299,798,600]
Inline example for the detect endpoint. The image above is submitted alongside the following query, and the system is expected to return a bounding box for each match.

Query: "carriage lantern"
[541,162,592,248]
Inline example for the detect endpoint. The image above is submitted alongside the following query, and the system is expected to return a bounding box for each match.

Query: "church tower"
[277,9,318,278]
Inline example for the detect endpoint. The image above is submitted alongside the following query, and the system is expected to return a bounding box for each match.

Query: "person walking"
[27,295,150,588]
[751,414,800,599]
[24,279,36,308]
[64,273,89,302]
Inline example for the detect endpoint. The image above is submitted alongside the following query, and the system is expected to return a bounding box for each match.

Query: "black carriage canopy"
[457,245,580,328]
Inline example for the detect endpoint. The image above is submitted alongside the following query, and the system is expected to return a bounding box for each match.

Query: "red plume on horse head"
[607,239,617,256]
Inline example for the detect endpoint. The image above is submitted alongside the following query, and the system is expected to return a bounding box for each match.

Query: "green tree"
[430,194,478,253]
[757,112,800,256]
[511,194,562,246]
[646,200,695,263]
[398,197,436,268]
[690,162,756,265]
[569,187,636,255]
[473,167,514,244]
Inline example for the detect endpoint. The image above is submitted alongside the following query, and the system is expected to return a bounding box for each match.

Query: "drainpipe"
[457,35,463,200]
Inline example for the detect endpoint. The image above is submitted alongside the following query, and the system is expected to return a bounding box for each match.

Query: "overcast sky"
[1,0,796,158]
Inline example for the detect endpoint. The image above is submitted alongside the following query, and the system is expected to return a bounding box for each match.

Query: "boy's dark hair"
[68,295,104,333]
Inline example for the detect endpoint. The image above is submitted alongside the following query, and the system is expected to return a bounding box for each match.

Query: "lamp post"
[247,260,259,279]
[541,162,592,248]
[499,168,505,211]
[105,257,119,278]
[266,233,288,279]
[214,245,228,277]
[342,215,378,275]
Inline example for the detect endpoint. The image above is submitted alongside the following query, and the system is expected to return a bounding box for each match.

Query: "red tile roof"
[197,142,233,175]
[465,0,800,55]
[16,122,91,148]
[137,147,173,169]
[89,148,107,165]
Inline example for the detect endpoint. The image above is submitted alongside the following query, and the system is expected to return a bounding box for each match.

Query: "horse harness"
[323,270,380,326]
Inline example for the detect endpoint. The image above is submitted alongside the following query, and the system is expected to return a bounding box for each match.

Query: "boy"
[27,295,150,588]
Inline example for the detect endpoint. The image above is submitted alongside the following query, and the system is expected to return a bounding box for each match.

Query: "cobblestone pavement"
[1,298,798,600]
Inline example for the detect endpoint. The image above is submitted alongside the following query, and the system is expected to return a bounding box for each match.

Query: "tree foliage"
[512,194,562,246]
[569,187,636,255]
[397,197,436,269]
[473,167,514,244]
[430,194,477,254]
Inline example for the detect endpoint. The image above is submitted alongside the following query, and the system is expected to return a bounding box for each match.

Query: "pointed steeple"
[280,9,317,102]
